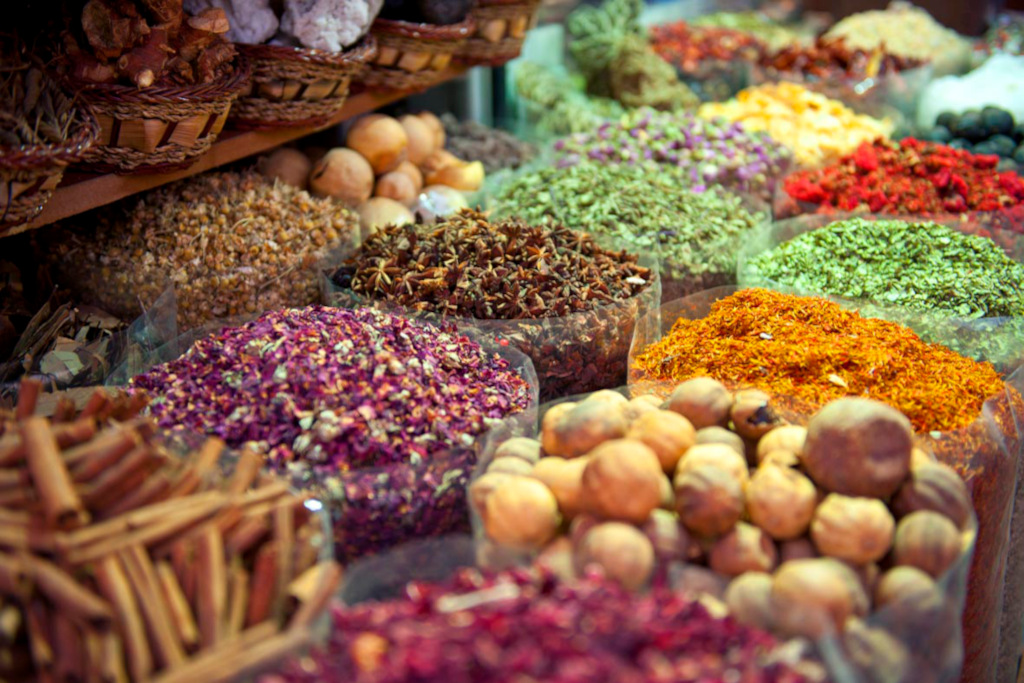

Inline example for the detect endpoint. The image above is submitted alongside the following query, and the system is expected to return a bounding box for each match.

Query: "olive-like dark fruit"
[981,106,1014,137]
[947,138,971,150]
[952,111,986,142]
[922,126,952,144]
[1014,145,1024,166]
[935,112,957,129]
[988,134,1018,157]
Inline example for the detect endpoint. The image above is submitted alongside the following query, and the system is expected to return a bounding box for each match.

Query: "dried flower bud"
[626,409,696,472]
[709,522,777,576]
[675,465,744,538]
[746,465,817,540]
[580,439,664,523]
[811,494,895,564]
[665,377,733,429]
[892,511,962,578]
[484,478,561,550]
[576,522,655,591]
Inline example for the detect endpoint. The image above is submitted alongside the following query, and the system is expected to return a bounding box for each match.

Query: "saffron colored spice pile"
[270,568,818,683]
[782,138,1024,215]
[131,306,533,559]
[632,289,1005,433]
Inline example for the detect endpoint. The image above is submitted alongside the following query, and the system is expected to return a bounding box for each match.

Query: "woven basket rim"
[239,34,378,68]
[0,98,100,172]
[65,54,251,106]
[371,16,476,40]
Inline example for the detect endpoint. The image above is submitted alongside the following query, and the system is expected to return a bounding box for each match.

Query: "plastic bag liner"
[627,286,1024,683]
[106,307,540,565]
[466,385,975,683]
[320,256,661,403]
[735,215,1024,371]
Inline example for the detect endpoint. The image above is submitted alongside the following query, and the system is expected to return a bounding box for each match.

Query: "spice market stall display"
[648,21,766,101]
[916,55,1024,137]
[127,305,538,562]
[0,379,342,683]
[821,1,973,77]
[690,11,817,52]
[0,40,98,237]
[360,8,475,92]
[325,209,658,401]
[48,169,360,330]
[548,107,792,203]
[441,114,537,174]
[491,161,767,303]
[471,387,975,683]
[459,0,541,67]
[738,217,1024,368]
[628,288,1024,683]
[698,82,895,169]
[268,559,825,683]
[60,1,250,173]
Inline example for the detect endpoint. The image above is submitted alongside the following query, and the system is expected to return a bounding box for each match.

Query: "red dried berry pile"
[270,568,818,683]
[783,138,1024,215]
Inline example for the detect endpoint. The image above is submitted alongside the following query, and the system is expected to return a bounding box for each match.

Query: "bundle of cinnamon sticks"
[0,379,342,683]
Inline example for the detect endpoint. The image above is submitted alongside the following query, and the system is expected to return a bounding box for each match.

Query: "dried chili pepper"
[650,21,767,73]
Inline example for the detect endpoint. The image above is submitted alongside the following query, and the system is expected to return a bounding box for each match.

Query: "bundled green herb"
[745,218,1024,319]
[493,162,765,299]
[513,63,624,136]
[0,43,77,148]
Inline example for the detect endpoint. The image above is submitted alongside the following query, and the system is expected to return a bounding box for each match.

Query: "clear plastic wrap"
[321,256,660,402]
[627,287,1024,683]
[736,215,1024,371]
[107,306,540,564]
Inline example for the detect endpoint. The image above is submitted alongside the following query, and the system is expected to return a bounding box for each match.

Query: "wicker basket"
[361,17,475,91]
[0,100,99,237]
[231,36,377,130]
[459,0,540,66]
[67,57,251,174]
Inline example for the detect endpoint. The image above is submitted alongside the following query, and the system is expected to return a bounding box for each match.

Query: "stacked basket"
[361,17,475,91]
[459,0,541,66]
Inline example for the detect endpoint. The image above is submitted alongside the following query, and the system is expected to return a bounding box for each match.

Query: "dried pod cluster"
[63,0,237,88]
[51,170,359,329]
[0,380,341,683]
[331,209,655,400]
[472,378,975,679]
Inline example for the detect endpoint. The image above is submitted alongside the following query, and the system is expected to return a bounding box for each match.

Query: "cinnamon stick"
[288,561,343,630]
[80,444,155,509]
[245,541,277,627]
[155,561,199,650]
[225,516,269,557]
[52,396,77,423]
[0,600,21,643]
[78,390,110,420]
[0,467,27,490]
[196,527,227,647]
[118,546,185,669]
[167,437,223,498]
[52,613,84,682]
[22,416,87,529]
[94,555,152,682]
[293,524,321,576]
[27,557,112,627]
[15,378,42,420]
[227,448,263,496]
[150,625,310,683]
[0,552,29,597]
[54,417,99,449]
[0,486,32,510]
[0,520,60,553]
[225,560,248,638]
[82,628,104,683]
[66,426,142,480]
[170,539,196,606]
[25,599,54,672]
[100,632,129,683]
[101,471,173,517]
[274,502,295,623]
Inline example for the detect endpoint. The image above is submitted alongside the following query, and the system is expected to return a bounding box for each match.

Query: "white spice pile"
[52,170,359,329]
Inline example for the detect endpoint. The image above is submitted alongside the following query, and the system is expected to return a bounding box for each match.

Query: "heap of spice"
[50,170,358,329]
[492,162,766,301]
[699,82,894,168]
[270,567,819,683]
[330,209,654,400]
[780,138,1024,216]
[745,218,1024,320]
[551,107,791,201]
[130,306,533,560]
[0,380,341,683]
[441,115,536,174]
[473,386,974,682]
[759,38,923,83]
[631,290,1023,683]
[649,21,766,71]
[692,11,813,51]
[514,62,625,136]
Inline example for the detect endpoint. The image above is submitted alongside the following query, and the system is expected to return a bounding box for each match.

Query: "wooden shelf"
[14,68,467,236]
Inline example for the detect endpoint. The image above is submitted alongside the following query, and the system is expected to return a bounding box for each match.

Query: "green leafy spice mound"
[747,218,1024,319]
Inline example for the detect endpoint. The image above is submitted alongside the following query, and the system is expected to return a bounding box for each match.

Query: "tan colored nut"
[911,447,936,469]
[568,513,600,546]
[803,398,913,498]
[533,536,576,583]
[676,443,749,485]
[755,425,807,464]
[625,395,662,422]
[643,508,692,562]
[659,474,674,510]
[548,400,628,458]
[531,456,589,519]
[771,558,868,639]
[468,472,513,519]
[626,409,696,473]
[810,494,895,564]
[779,537,819,562]
[494,437,542,465]
[708,522,777,576]
[725,572,775,630]
[675,465,744,538]
[540,402,577,456]
[576,522,655,590]
[759,449,800,469]
[892,462,972,529]
[583,390,630,408]
[746,465,817,540]
[874,566,937,609]
[580,439,663,523]
[730,389,785,440]
[665,377,732,429]
[487,457,533,477]
[892,511,962,578]
[694,426,745,456]
[483,477,560,550]
[843,617,912,683]
[843,561,880,597]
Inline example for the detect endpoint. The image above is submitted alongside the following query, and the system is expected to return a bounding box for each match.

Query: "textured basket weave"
[459,0,540,66]
[361,17,474,91]
[231,36,377,130]
[67,57,250,174]
[0,100,99,237]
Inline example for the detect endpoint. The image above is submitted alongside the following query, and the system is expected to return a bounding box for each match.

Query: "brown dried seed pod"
[892,511,962,578]
[665,378,732,429]
[676,443,749,484]
[874,566,937,609]
[540,403,577,457]
[576,522,655,591]
[626,410,696,473]
[530,457,589,519]
[730,389,784,440]
[486,458,534,477]
[810,494,895,565]
[725,572,775,631]
[675,465,744,538]
[771,558,869,639]
[483,478,561,550]
[755,425,807,464]
[746,465,817,540]
[549,401,628,459]
[709,522,777,576]
[694,426,745,456]
[468,472,514,518]
[493,437,542,465]
[891,463,972,529]
[643,508,692,563]
[580,440,663,524]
